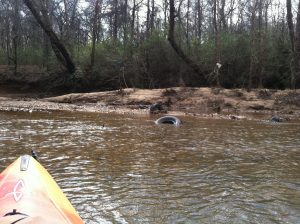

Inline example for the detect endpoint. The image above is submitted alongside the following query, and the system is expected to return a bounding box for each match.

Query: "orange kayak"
[0,155,84,223]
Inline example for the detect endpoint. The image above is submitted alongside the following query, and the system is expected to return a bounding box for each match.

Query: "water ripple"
[0,112,299,223]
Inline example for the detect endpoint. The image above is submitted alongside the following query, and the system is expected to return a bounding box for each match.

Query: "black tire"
[155,116,181,126]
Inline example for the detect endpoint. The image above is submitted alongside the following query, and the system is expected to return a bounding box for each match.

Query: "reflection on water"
[0,111,300,223]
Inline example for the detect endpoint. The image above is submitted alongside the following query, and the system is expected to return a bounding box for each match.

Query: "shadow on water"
[0,111,300,223]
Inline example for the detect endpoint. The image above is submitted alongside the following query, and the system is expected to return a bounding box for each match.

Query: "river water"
[0,111,299,223]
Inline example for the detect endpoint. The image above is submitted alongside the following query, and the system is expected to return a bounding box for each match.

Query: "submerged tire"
[271,115,283,123]
[150,103,163,113]
[155,116,181,126]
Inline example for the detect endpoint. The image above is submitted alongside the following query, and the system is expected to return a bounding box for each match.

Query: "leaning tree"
[23,0,76,73]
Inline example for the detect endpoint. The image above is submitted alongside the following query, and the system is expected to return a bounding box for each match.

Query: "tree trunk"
[131,0,136,43]
[196,0,203,41]
[287,0,296,89]
[63,0,69,38]
[123,0,128,44]
[213,0,221,86]
[69,0,79,32]
[146,0,150,38]
[68,0,79,55]
[163,0,168,37]
[5,14,11,65]
[13,0,20,75]
[113,0,118,41]
[43,0,50,69]
[150,0,155,33]
[228,0,235,30]
[186,0,190,50]
[91,0,101,68]
[248,0,258,91]
[168,0,204,77]
[43,32,50,69]
[258,0,264,88]
[294,0,300,87]
[220,0,227,30]
[23,0,76,73]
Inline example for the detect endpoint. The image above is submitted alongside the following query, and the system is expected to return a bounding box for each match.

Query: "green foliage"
[0,50,7,64]
[18,47,44,65]
[84,40,125,89]
[0,0,297,90]
[85,34,185,89]
[136,33,175,88]
[62,29,296,90]
[219,33,251,88]
[0,28,294,90]
[263,32,291,89]
[73,45,91,67]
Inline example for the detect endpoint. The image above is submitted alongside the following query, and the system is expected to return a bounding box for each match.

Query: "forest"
[0,0,300,91]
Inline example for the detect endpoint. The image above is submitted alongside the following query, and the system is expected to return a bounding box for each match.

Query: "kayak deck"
[0,155,84,223]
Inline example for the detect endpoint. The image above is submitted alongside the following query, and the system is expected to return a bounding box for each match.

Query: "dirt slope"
[0,87,299,120]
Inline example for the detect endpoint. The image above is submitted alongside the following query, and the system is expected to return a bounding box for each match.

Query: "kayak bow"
[0,155,84,223]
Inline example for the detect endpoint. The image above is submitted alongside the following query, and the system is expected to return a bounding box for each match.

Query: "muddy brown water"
[0,111,299,223]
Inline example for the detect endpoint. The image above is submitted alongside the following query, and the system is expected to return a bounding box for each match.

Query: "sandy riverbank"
[0,87,299,121]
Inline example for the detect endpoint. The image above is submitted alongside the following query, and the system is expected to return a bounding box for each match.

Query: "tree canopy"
[0,0,299,90]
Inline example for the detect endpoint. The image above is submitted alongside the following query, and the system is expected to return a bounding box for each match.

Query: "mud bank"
[0,87,299,120]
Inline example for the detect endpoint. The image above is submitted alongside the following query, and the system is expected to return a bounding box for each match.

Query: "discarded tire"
[150,103,166,114]
[155,116,181,126]
[271,115,283,122]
